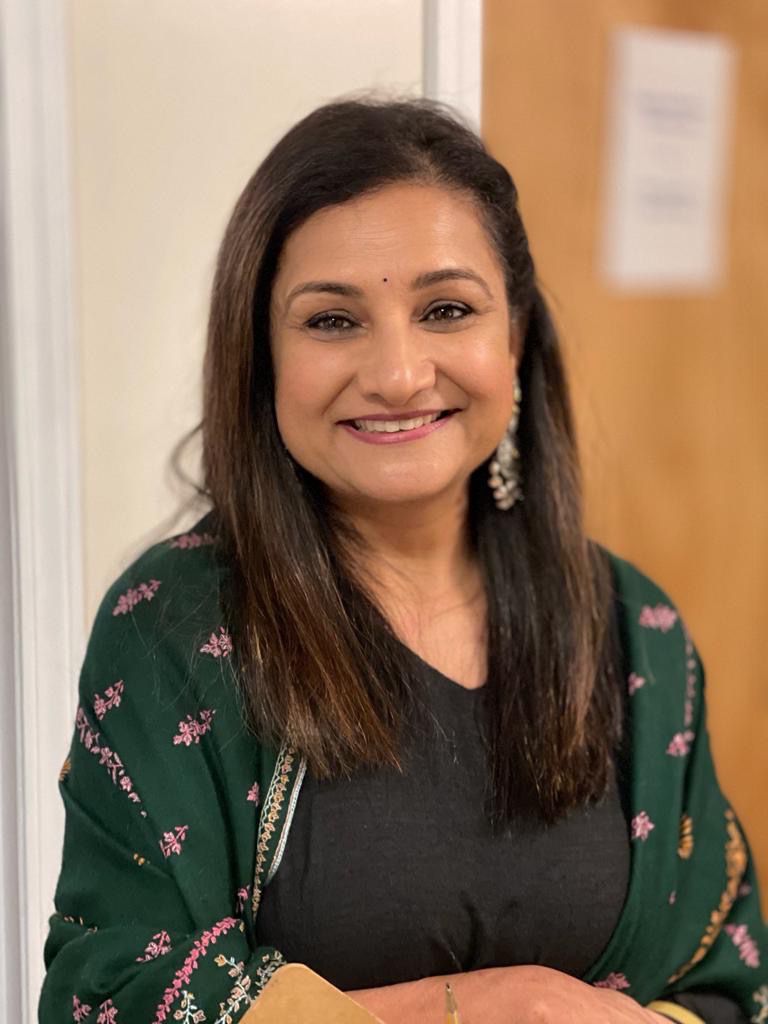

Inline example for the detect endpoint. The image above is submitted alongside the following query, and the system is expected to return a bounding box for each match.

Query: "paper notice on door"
[599,26,736,290]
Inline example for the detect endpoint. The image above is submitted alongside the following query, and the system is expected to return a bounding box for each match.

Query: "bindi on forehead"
[382,277,388,282]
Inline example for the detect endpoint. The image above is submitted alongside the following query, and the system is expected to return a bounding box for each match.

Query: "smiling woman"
[39,97,767,1024]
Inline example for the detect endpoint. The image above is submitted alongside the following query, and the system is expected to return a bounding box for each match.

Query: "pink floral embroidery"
[631,811,655,841]
[199,627,232,659]
[152,917,240,1023]
[160,826,189,858]
[594,972,630,990]
[76,707,96,748]
[137,930,172,962]
[93,680,125,720]
[97,999,118,1023]
[725,923,760,968]
[73,995,92,1022]
[169,532,215,550]
[683,628,697,727]
[235,885,251,914]
[627,672,645,696]
[669,890,677,905]
[666,730,695,757]
[246,781,260,804]
[173,710,216,747]
[76,708,142,806]
[112,579,161,616]
[684,698,694,728]
[638,604,678,633]
[738,881,753,898]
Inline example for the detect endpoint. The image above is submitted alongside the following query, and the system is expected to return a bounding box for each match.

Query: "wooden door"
[483,0,768,908]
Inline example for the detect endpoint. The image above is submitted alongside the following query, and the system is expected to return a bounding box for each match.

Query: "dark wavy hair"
[181,94,623,828]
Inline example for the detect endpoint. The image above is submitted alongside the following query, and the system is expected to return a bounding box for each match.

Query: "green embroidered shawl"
[38,523,768,1023]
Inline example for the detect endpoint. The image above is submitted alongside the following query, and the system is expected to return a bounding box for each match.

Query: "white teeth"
[353,412,444,433]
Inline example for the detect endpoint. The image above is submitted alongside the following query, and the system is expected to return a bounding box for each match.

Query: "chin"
[346,477,463,508]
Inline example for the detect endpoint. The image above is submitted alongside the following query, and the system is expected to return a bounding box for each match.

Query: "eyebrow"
[283,267,493,311]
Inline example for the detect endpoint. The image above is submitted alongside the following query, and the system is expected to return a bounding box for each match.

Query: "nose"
[356,319,437,408]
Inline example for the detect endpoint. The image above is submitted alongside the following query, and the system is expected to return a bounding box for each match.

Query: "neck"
[329,486,481,623]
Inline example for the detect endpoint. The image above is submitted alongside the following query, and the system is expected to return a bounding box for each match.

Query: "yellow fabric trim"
[647,1000,706,1024]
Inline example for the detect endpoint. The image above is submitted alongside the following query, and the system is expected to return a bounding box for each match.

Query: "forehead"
[272,182,502,293]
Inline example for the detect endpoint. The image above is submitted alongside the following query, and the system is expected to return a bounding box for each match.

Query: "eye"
[423,302,472,323]
[306,312,357,333]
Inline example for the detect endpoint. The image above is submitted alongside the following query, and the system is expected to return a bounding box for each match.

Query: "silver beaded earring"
[488,378,523,510]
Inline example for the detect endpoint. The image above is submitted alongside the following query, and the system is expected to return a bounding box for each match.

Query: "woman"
[39,97,766,1023]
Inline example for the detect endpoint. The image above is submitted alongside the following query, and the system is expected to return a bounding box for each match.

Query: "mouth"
[341,409,458,434]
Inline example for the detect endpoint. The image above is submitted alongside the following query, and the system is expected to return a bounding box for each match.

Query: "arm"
[653,641,766,1022]
[587,558,766,1022]
[39,543,281,1023]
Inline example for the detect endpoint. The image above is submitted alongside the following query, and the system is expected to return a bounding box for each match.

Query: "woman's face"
[269,182,520,512]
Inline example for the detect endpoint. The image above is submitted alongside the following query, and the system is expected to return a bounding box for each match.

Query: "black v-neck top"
[257,650,746,1022]
[258,651,631,988]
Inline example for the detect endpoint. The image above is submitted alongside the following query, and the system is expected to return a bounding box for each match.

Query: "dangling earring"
[488,378,523,510]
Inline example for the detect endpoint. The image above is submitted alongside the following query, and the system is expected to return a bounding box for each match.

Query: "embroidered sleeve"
[659,642,768,1022]
[39,541,285,1023]
[585,556,766,1023]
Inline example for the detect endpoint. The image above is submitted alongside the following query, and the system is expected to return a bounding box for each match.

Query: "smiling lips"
[353,411,443,432]
[339,409,457,444]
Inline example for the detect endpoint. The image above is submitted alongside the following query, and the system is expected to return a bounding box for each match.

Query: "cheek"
[272,345,344,442]
[273,343,318,406]
[457,341,517,402]
[272,350,306,445]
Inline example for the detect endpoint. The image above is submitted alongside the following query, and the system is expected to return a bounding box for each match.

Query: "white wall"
[68,0,425,625]
[3,0,483,1013]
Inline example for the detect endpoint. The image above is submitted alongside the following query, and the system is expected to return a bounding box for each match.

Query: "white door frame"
[423,0,484,129]
[0,0,85,1017]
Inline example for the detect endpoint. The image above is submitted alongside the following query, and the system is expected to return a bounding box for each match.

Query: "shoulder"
[93,511,224,632]
[98,512,223,620]
[82,512,234,706]
[598,544,686,639]
[596,544,699,723]
[600,544,679,611]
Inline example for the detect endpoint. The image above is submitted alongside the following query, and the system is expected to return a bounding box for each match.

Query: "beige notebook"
[242,963,385,1023]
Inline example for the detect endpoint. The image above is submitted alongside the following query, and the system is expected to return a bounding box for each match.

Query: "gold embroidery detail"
[751,984,768,1023]
[59,757,71,782]
[678,814,694,860]
[133,852,147,866]
[251,949,286,995]
[60,913,97,933]
[251,745,296,916]
[668,809,747,984]
[214,955,251,1021]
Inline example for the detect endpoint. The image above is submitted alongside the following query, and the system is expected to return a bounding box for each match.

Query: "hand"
[473,965,669,1023]
[348,964,671,1024]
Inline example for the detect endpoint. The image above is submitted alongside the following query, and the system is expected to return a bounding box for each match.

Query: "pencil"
[444,982,462,1024]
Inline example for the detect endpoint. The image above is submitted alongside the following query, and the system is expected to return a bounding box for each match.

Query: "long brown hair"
[192,95,622,828]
